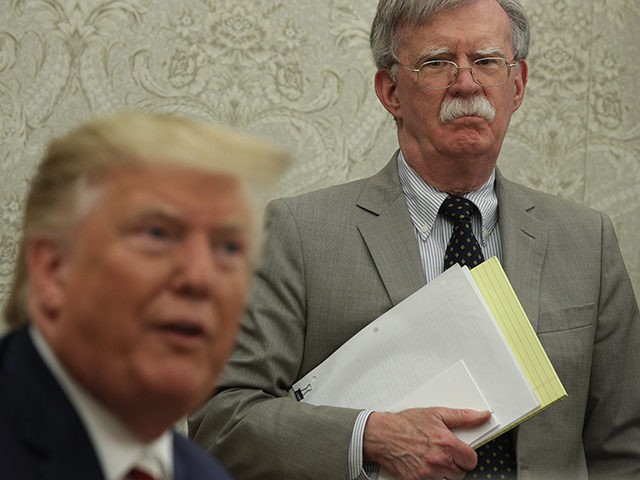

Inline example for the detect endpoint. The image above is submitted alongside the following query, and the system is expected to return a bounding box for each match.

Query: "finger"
[422,445,473,480]
[441,457,468,480]
[448,443,479,472]
[451,450,477,476]
[437,468,465,480]
[440,408,492,429]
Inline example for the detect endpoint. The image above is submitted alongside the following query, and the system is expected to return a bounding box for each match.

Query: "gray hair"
[370,0,530,71]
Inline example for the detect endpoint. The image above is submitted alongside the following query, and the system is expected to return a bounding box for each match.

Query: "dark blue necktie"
[439,195,485,269]
[440,195,517,478]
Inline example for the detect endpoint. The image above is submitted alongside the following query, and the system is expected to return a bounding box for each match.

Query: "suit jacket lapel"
[353,160,548,325]
[496,171,548,330]
[356,154,426,306]
[10,328,105,479]
[173,434,185,480]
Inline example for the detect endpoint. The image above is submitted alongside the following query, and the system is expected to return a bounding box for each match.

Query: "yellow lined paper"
[471,257,567,440]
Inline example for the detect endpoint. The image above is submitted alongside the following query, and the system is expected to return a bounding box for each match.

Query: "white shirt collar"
[397,151,499,242]
[30,326,173,480]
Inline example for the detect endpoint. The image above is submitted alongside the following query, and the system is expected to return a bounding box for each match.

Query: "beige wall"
[0,0,638,325]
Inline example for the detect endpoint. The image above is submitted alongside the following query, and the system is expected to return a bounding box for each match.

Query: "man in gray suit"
[190,1,640,479]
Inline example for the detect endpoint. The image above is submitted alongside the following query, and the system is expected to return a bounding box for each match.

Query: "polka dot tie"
[440,195,517,478]
[468,433,517,479]
[439,195,485,270]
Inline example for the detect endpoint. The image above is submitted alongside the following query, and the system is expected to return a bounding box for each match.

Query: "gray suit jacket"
[190,155,640,479]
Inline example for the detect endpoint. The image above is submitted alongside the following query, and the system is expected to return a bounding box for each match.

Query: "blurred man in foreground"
[0,112,289,479]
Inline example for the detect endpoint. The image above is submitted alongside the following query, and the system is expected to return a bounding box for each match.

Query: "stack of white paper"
[290,263,540,448]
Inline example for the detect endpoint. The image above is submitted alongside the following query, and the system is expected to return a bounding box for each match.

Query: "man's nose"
[173,236,215,298]
[449,65,480,94]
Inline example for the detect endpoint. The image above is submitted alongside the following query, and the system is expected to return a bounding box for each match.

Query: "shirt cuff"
[348,410,380,480]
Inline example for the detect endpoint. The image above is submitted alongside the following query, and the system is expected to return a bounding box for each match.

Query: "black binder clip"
[293,383,312,401]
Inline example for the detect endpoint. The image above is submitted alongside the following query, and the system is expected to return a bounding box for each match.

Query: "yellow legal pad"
[471,257,567,442]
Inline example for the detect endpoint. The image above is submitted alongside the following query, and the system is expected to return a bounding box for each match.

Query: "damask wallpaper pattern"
[0,0,638,325]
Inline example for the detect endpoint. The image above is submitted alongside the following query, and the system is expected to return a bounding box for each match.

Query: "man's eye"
[125,223,179,254]
[211,239,250,269]
[218,241,244,255]
[145,225,170,239]
[422,60,449,69]
[224,242,239,253]
[475,57,502,68]
[138,224,179,246]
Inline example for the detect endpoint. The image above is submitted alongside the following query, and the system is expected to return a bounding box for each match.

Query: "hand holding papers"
[389,360,500,446]
[290,258,566,449]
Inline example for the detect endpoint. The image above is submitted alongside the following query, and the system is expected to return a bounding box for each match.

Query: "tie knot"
[127,450,164,480]
[439,195,478,223]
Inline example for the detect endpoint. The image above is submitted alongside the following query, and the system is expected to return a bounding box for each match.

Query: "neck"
[105,391,197,443]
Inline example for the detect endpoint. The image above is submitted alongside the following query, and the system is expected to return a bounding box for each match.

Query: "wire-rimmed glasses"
[395,57,518,89]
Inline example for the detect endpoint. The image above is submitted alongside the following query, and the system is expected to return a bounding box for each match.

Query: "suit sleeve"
[582,212,640,478]
[189,198,361,479]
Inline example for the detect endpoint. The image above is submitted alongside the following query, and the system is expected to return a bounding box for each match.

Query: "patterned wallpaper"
[0,0,638,327]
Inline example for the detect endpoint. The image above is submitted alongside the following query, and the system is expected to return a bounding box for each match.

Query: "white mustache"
[440,96,496,123]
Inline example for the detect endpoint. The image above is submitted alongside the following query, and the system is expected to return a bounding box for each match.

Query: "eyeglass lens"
[419,59,511,89]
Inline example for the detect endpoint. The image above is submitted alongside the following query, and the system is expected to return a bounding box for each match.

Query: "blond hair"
[4,112,290,329]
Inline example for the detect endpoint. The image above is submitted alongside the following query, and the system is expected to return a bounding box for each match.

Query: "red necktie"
[127,468,158,480]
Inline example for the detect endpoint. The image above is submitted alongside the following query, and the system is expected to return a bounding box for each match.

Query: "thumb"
[441,408,493,429]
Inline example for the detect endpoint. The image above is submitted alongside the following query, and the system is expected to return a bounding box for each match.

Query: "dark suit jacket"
[190,155,640,479]
[0,326,232,480]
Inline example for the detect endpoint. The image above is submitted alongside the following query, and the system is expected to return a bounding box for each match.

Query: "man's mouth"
[153,318,211,350]
[160,322,204,337]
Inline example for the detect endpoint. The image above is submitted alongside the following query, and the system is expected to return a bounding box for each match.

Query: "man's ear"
[374,69,402,119]
[27,236,69,322]
[512,60,528,112]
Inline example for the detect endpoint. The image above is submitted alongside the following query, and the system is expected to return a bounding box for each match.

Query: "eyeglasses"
[395,57,518,89]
